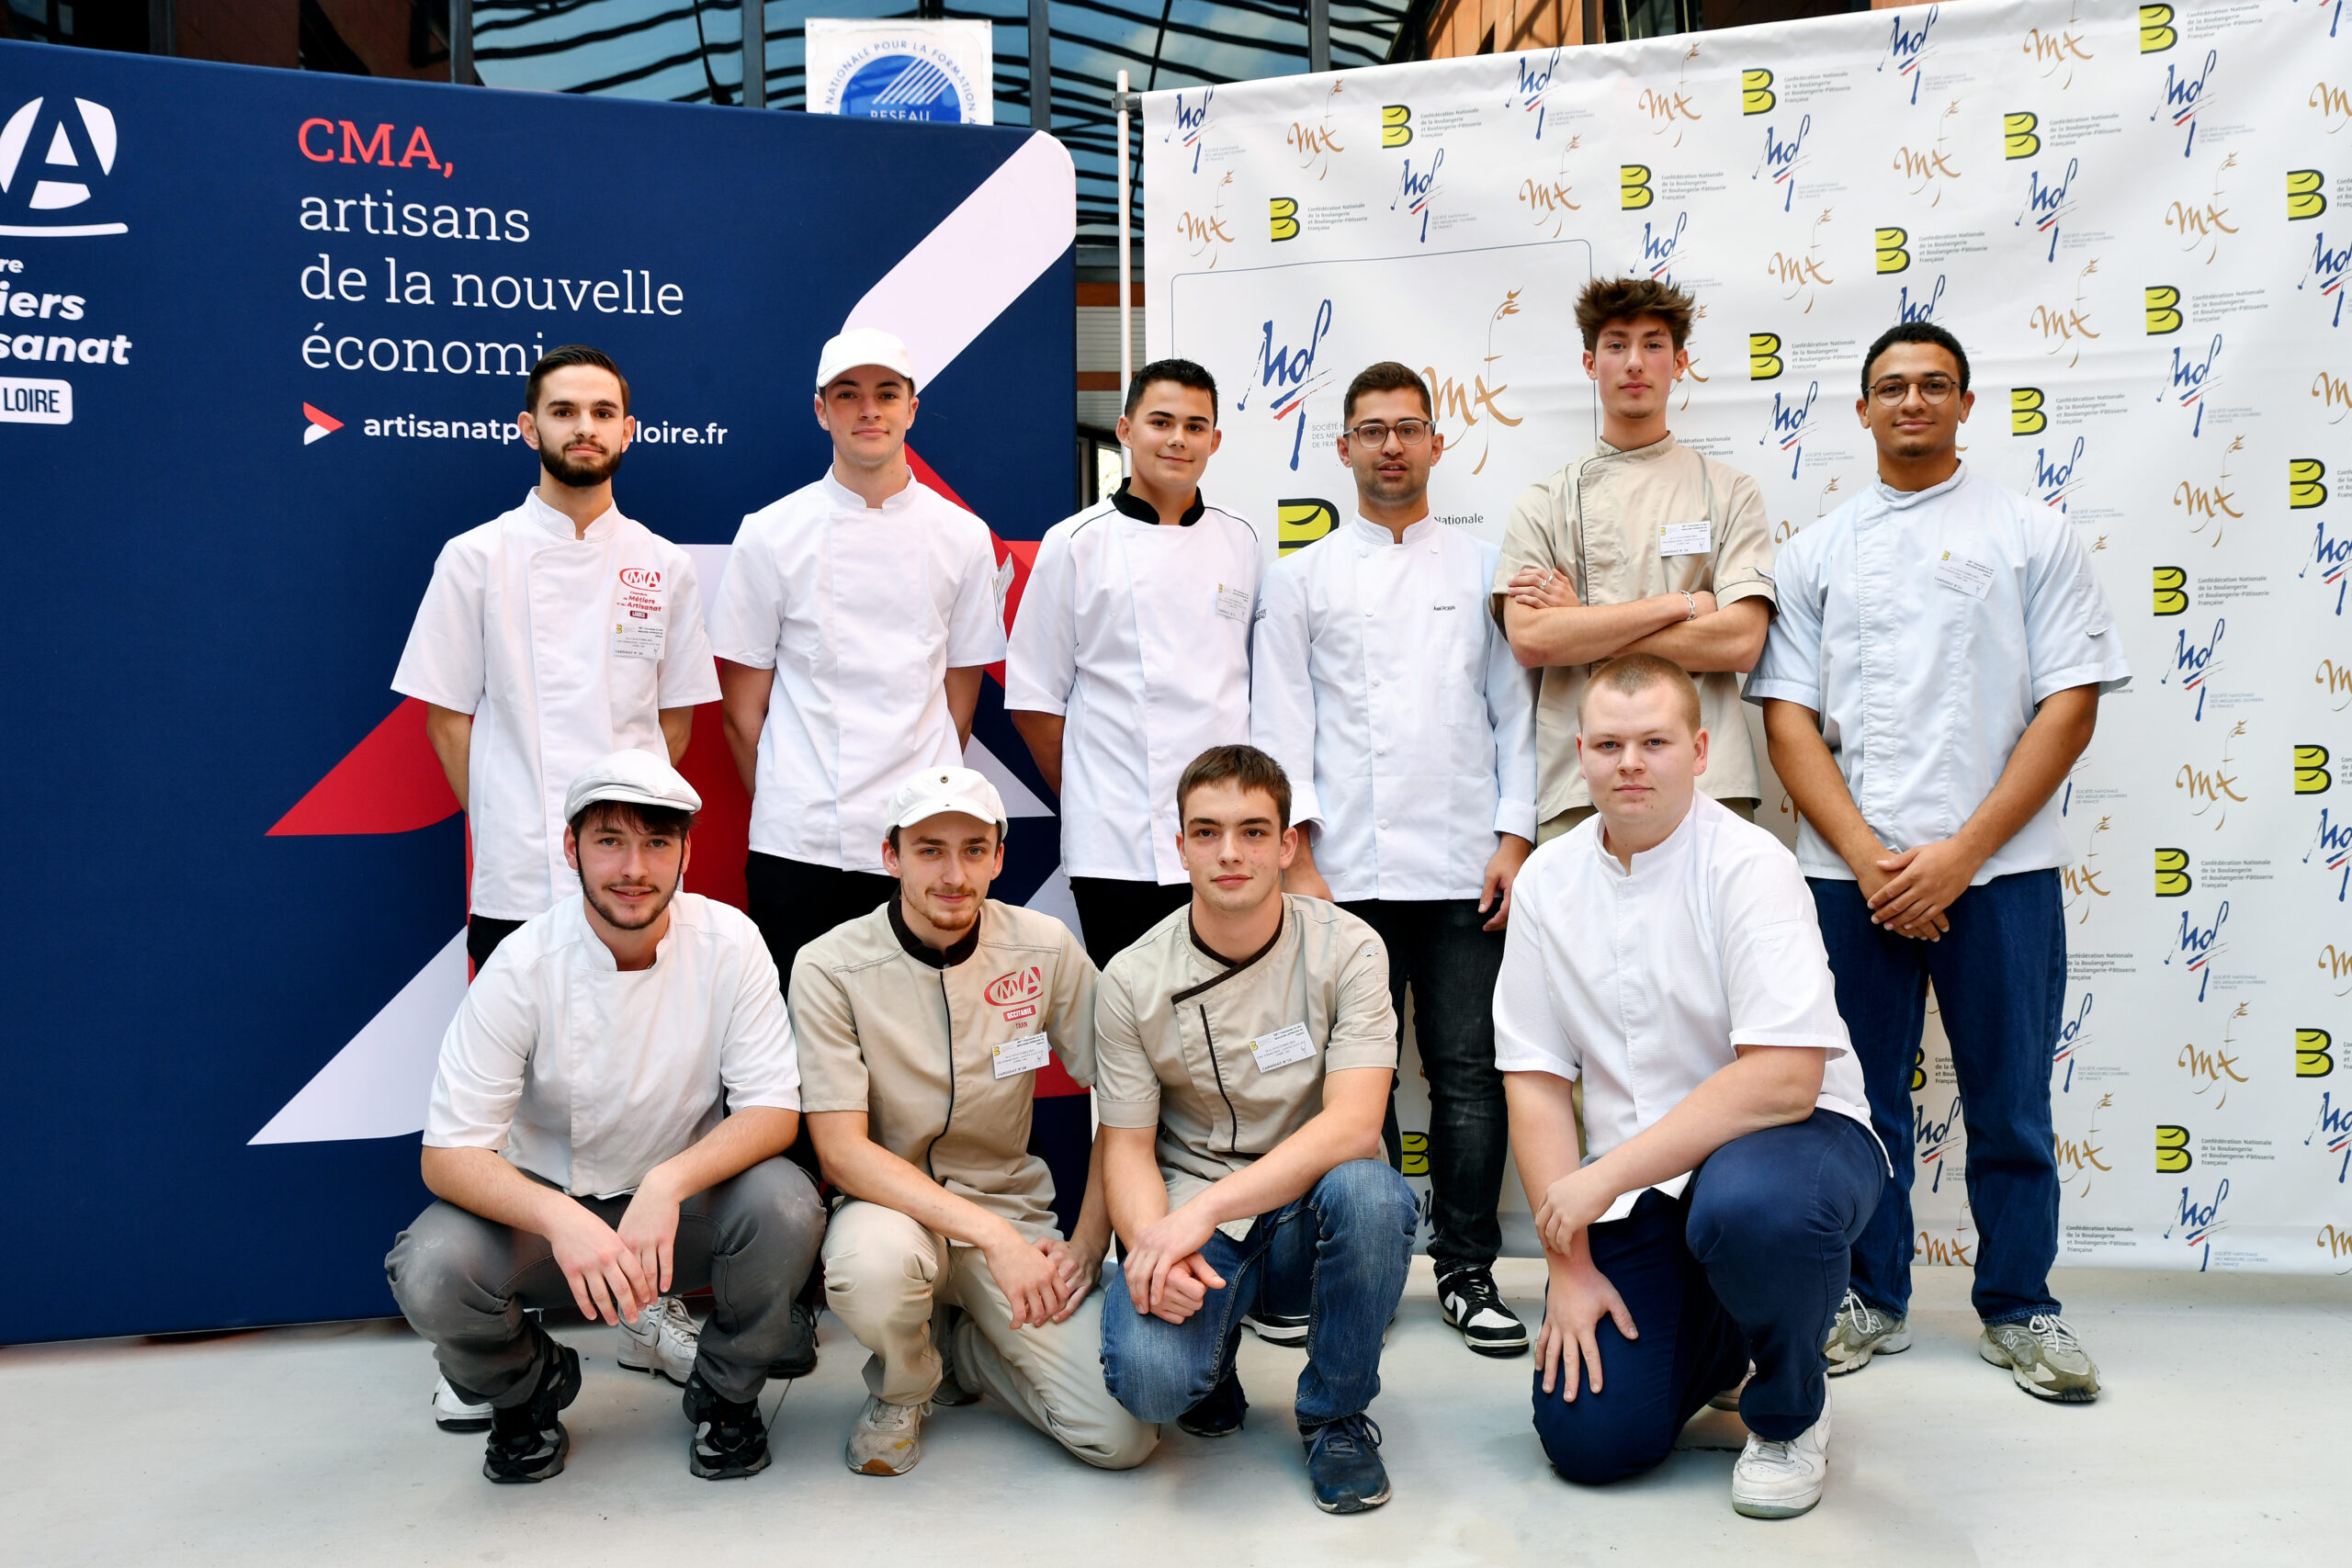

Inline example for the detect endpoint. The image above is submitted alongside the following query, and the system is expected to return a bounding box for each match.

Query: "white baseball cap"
[563,749,704,825]
[886,765,1008,840]
[815,327,918,391]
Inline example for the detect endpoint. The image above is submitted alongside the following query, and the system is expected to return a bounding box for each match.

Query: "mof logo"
[1914,1096,1962,1193]
[1758,378,1819,480]
[1752,114,1812,213]
[1513,51,1562,141]
[1390,148,1445,243]
[2156,847,2192,896]
[2004,111,2041,159]
[1638,209,1690,283]
[1877,3,1939,107]
[2150,48,2217,156]
[2159,615,2223,721]
[1742,69,1776,115]
[1382,106,1412,148]
[2034,434,2086,512]
[1749,333,1783,379]
[2306,1090,2352,1180]
[2154,565,2188,615]
[1621,164,1653,210]
[1270,197,1298,243]
[2291,168,2328,221]
[2308,807,2352,899]
[2299,517,2352,615]
[2298,1026,2339,1077]
[2165,1175,2231,1269]
[2299,742,2335,794]
[2016,155,2080,263]
[2053,991,2096,1090]
[1895,273,1947,324]
[1168,89,1216,175]
[2296,226,2352,326]
[2146,284,2183,333]
[2141,3,2177,51]
[2012,387,2047,434]
[1278,498,1338,556]
[0,96,127,236]
[2162,897,2228,1001]
[1238,299,1335,470]
[1875,225,1911,274]
[2157,333,2222,437]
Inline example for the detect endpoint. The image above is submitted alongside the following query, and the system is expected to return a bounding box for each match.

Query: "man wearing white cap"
[790,766,1156,1478]
[386,751,823,1485]
[711,327,1008,997]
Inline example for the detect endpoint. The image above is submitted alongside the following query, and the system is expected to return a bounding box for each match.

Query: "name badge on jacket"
[1658,520,1712,557]
[991,1032,1052,1079]
[612,569,667,660]
[1933,552,1995,600]
[1249,1021,1316,1072]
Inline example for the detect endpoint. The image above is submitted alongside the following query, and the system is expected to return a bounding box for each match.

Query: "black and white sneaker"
[1437,1266,1529,1358]
[1243,1311,1309,1348]
[769,1298,820,1382]
[683,1371,773,1480]
[1175,1365,1250,1438]
[481,1340,581,1484]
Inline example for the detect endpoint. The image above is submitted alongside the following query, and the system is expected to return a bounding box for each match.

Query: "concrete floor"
[5,1260,2345,1567]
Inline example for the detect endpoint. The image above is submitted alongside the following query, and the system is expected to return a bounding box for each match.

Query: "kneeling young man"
[1096,745,1419,1515]
[387,751,823,1484]
[1496,657,1886,1519]
[792,767,1157,1477]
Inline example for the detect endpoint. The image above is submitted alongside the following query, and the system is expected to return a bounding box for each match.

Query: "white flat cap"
[887,765,1007,840]
[564,749,704,824]
[816,326,917,390]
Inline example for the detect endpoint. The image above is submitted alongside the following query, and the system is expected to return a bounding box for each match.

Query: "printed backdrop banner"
[1146,0,2352,1275]
[0,43,1076,1343]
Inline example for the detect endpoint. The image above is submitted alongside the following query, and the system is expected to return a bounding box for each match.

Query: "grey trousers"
[385,1156,824,1406]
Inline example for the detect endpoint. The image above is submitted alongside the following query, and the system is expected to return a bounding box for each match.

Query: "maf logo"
[0,96,127,236]
[1742,70,1775,114]
[2155,848,2192,896]
[2297,742,2335,794]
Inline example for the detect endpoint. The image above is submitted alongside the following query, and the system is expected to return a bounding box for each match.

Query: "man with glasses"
[1749,321,2129,1404]
[1251,361,1538,1359]
[1493,278,1776,842]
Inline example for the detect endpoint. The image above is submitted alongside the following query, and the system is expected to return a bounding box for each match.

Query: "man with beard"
[790,767,1155,1477]
[387,750,824,1484]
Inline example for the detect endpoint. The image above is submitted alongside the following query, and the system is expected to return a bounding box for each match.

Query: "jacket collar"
[888,895,981,968]
[1172,897,1286,1004]
[1110,479,1206,527]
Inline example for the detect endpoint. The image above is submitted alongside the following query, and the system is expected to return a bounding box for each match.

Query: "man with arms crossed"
[1750,321,2128,1403]
[1251,361,1538,1358]
[1008,358,1261,966]
[1096,746,1418,1515]
[392,344,721,1427]
[1495,278,1775,840]
[791,766,1157,1477]
[1498,656,1885,1519]
[386,751,823,1483]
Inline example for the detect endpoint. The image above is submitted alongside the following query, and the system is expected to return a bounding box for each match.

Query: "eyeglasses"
[1870,375,1961,406]
[1345,419,1433,446]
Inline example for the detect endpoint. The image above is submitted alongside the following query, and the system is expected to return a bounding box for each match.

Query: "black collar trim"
[1111,479,1206,528]
[888,896,980,968]
[1173,901,1285,1005]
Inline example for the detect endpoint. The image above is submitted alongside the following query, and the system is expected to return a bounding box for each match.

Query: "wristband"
[1681,590,1699,621]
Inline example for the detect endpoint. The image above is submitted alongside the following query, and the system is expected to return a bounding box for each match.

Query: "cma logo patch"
[985,964,1043,1013]
[618,567,662,591]
[1279,498,1338,556]
[0,96,127,236]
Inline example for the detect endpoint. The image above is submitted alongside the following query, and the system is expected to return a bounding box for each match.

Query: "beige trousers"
[821,1200,1158,1470]
[1536,796,1758,844]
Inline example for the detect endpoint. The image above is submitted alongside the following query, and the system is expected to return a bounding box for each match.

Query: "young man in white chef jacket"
[1006,359,1261,969]
[1250,361,1538,1359]
[394,344,719,975]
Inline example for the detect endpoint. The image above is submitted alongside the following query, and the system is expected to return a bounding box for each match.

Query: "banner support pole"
[1031,0,1053,130]
[1309,0,1329,73]
[1117,68,1134,478]
[744,0,765,108]
[451,0,473,85]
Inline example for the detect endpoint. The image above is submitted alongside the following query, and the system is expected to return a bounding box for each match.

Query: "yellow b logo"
[2290,169,2328,221]
[1749,333,1783,380]
[2154,567,2188,615]
[2004,112,2041,160]
[2297,1027,2336,1077]
[2156,1124,2192,1173]
[2292,457,2328,509]
[2155,848,2192,897]
[1742,69,1776,115]
[1875,226,1911,274]
[1381,105,1412,148]
[1270,197,1298,243]
[1399,1131,1430,1177]
[2011,388,2047,435]
[1910,1045,1926,1094]
[1621,164,1654,210]
[2297,744,2334,795]
[2140,3,2177,51]
[1278,498,1337,556]
[2145,285,2183,334]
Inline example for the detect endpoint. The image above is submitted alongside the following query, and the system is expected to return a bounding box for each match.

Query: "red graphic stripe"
[269,696,458,836]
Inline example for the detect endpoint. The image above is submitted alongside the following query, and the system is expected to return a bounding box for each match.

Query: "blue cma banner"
[0,42,1076,1343]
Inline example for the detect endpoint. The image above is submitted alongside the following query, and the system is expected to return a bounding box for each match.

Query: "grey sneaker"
[617,1294,700,1386]
[846,1393,924,1475]
[1823,1290,1910,1376]
[1979,1314,2100,1403]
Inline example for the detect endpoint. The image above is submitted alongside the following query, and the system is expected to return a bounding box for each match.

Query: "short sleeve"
[1710,470,1777,609]
[1481,542,1540,840]
[1090,964,1162,1130]
[707,514,784,670]
[1715,842,1851,1055]
[1492,478,1565,624]
[655,547,724,709]
[945,517,1010,669]
[1744,533,1826,709]
[423,951,535,1149]
[1004,525,1079,716]
[1249,558,1324,828]
[786,949,873,1115]
[391,536,488,714]
[1045,920,1102,1089]
[1490,873,1577,1078]
[718,926,801,1111]
[2023,519,2132,702]
[1320,924,1399,1074]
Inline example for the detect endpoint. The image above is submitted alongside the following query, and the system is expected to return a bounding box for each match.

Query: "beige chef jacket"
[1493,434,1775,819]
[791,898,1097,1243]
[1093,896,1396,1239]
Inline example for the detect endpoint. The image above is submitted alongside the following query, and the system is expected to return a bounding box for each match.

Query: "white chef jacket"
[392,490,720,920]
[1747,466,2132,884]
[1250,515,1538,902]
[1004,483,1261,884]
[708,469,1005,873]
[424,892,802,1199]
[1492,795,1885,1194]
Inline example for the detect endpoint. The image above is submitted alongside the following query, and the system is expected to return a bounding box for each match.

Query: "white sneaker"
[431,1373,492,1432]
[617,1294,701,1386]
[846,1393,924,1475]
[1731,1403,1831,1519]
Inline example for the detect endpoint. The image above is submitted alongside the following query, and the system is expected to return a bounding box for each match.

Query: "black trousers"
[1068,876,1193,970]
[466,914,527,973]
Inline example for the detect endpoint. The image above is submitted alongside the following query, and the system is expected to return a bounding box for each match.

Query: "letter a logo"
[2156,1123,2193,1173]
[2004,112,2041,159]
[2011,387,2047,435]
[1742,70,1776,115]
[1270,197,1298,242]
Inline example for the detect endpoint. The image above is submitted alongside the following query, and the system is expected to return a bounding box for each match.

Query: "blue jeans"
[1100,1158,1418,1428]
[1811,869,2064,1325]
[1532,1111,1882,1482]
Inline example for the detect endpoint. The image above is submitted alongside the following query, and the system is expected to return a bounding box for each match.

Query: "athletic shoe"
[1436,1265,1530,1358]
[1823,1289,1911,1376]
[1302,1414,1391,1514]
[681,1370,772,1480]
[432,1374,492,1432]
[845,1393,924,1475]
[1979,1314,2101,1403]
[770,1298,820,1381]
[931,1303,980,1407]
[617,1294,700,1386]
[1243,1310,1309,1348]
[482,1340,581,1484]
[1731,1404,1831,1519]
[1176,1365,1249,1438]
